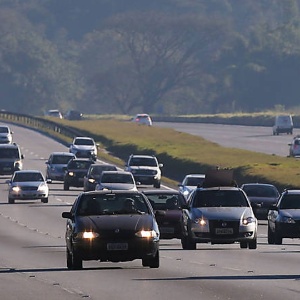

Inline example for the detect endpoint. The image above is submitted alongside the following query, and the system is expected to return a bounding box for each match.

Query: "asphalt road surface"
[0,124,300,300]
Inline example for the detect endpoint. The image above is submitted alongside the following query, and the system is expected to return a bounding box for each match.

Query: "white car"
[132,114,153,126]
[288,135,300,157]
[178,174,205,199]
[7,170,50,204]
[69,136,98,161]
[95,171,138,191]
[0,125,13,144]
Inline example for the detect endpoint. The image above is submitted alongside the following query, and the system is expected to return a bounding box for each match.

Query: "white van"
[272,115,293,135]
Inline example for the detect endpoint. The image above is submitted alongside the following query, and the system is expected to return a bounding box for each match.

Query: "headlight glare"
[242,217,256,225]
[136,230,158,238]
[12,186,20,192]
[282,216,295,224]
[194,218,207,226]
[68,171,74,176]
[77,231,99,239]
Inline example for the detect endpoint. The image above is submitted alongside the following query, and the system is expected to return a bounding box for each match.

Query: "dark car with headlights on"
[62,190,160,270]
[63,158,93,190]
[268,189,300,245]
[83,163,118,191]
[7,170,50,204]
[241,183,280,220]
[142,189,186,239]
[45,152,75,181]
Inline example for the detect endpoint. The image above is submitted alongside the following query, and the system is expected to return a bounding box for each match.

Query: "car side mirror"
[62,212,73,219]
[158,163,163,168]
[46,179,52,184]
[21,154,24,159]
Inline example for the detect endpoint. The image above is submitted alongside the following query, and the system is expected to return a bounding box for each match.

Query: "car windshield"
[51,155,74,164]
[101,174,133,184]
[185,177,205,186]
[193,190,249,208]
[0,148,19,158]
[13,172,44,182]
[129,157,157,167]
[68,161,91,169]
[0,127,9,133]
[279,194,300,209]
[74,138,94,146]
[91,165,116,175]
[243,185,279,197]
[144,193,183,210]
[77,193,149,215]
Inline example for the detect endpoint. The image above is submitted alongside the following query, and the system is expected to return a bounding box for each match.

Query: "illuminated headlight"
[194,218,207,226]
[242,217,256,225]
[183,190,190,197]
[282,216,295,224]
[12,186,21,192]
[68,171,74,176]
[135,230,158,238]
[38,183,48,192]
[88,178,95,183]
[77,231,99,239]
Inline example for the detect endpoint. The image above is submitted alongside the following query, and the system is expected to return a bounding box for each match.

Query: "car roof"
[142,189,182,195]
[101,170,132,175]
[283,189,300,194]
[14,170,42,174]
[184,174,205,178]
[50,152,75,156]
[130,154,156,158]
[83,189,143,196]
[241,183,277,187]
[74,136,94,140]
[0,143,19,148]
[197,186,241,192]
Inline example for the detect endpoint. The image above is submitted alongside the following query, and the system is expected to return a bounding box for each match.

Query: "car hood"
[280,209,300,219]
[190,207,254,220]
[72,145,95,151]
[247,196,278,204]
[12,181,44,187]
[130,166,157,171]
[76,214,154,231]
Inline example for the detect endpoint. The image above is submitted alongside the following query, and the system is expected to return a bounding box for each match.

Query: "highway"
[0,123,300,300]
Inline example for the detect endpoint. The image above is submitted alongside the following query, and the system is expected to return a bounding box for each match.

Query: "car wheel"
[64,183,69,191]
[41,198,48,203]
[267,226,275,244]
[248,238,257,249]
[143,251,159,268]
[71,250,83,270]
[181,235,196,250]
[153,180,161,188]
[8,197,15,204]
[66,249,73,270]
[274,232,283,245]
[240,241,248,249]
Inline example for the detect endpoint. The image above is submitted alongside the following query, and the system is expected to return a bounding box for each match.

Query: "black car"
[83,163,118,191]
[268,189,300,245]
[142,189,186,239]
[63,158,93,190]
[0,143,24,175]
[62,190,160,270]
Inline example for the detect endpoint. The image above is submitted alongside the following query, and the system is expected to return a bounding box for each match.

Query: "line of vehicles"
[2,124,300,271]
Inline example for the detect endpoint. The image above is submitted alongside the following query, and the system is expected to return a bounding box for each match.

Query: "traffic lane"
[156,122,299,157]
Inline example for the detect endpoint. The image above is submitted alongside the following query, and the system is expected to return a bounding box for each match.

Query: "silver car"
[181,186,257,250]
[69,136,98,161]
[0,125,13,144]
[178,174,205,199]
[7,170,50,204]
[288,136,300,157]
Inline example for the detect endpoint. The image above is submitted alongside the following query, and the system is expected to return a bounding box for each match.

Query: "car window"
[74,138,94,146]
[279,194,300,209]
[101,174,133,184]
[0,148,20,159]
[52,155,74,164]
[76,193,149,215]
[13,172,43,182]
[243,185,279,197]
[144,193,183,210]
[0,127,9,133]
[185,177,205,186]
[193,190,249,208]
[129,157,157,167]
[91,165,116,175]
[68,161,91,169]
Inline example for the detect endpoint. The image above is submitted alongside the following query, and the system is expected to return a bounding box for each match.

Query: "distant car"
[45,109,63,119]
[125,154,163,188]
[268,189,300,245]
[83,163,118,191]
[64,110,83,120]
[288,135,300,157]
[0,125,13,144]
[132,114,153,126]
[45,152,75,181]
[7,170,50,204]
[62,190,160,269]
[0,143,24,175]
[63,158,94,190]
[142,189,186,239]
[272,114,293,135]
[181,169,258,250]
[69,136,98,161]
[95,171,138,191]
[241,183,280,220]
[178,174,206,199]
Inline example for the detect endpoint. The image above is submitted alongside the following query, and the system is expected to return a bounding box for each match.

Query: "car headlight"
[76,231,99,239]
[14,161,22,169]
[282,216,295,224]
[194,218,207,226]
[68,171,74,176]
[12,186,20,192]
[135,230,158,238]
[38,183,48,192]
[88,178,95,183]
[242,217,256,225]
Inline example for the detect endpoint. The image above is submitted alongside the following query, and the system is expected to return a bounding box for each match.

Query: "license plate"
[215,228,233,235]
[160,227,175,234]
[107,243,128,251]
[3,167,11,171]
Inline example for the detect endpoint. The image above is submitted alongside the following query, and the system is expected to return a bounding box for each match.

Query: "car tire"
[67,249,73,270]
[70,249,83,270]
[274,232,283,245]
[248,238,257,249]
[240,241,248,249]
[267,226,275,244]
[181,235,196,250]
[64,183,69,191]
[143,251,159,268]
[153,180,161,188]
[41,198,48,203]
[8,197,15,204]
